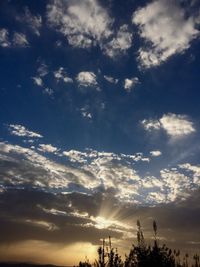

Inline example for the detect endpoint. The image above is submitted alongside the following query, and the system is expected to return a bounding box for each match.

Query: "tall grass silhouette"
[79,221,200,267]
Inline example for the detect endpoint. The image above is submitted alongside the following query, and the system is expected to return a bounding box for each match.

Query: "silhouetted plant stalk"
[79,221,200,267]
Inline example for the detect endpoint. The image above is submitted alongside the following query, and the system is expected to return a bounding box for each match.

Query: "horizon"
[0,0,200,265]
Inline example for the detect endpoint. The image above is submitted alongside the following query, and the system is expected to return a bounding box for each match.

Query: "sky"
[0,0,200,265]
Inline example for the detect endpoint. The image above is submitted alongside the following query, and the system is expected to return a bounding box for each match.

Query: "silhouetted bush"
[79,221,200,267]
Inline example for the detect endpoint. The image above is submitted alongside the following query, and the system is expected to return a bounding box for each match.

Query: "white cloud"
[47,0,113,49]
[150,150,162,157]
[63,150,88,163]
[76,71,98,88]
[0,28,10,47]
[32,76,43,87]
[104,24,133,58]
[0,142,82,189]
[142,113,195,138]
[54,67,73,83]
[46,0,133,58]
[13,32,29,47]
[104,75,118,84]
[38,144,59,153]
[141,119,161,131]
[179,163,200,185]
[124,77,139,92]
[8,124,43,138]
[132,0,199,68]
[16,7,42,36]
[160,168,193,201]
[160,113,195,137]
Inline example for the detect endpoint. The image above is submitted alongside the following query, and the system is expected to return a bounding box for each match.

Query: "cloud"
[0,28,29,48]
[12,32,29,47]
[141,119,161,131]
[160,114,195,137]
[179,163,200,185]
[104,75,118,84]
[0,188,123,250]
[0,142,147,204]
[8,124,43,138]
[47,0,113,49]
[44,87,54,96]
[104,24,133,58]
[80,107,93,120]
[124,77,139,92]
[38,144,59,153]
[142,113,195,138]
[32,76,43,87]
[46,0,133,58]
[0,29,29,48]
[0,28,10,47]
[32,62,54,96]
[16,7,42,36]
[54,67,73,83]
[132,0,199,68]
[76,71,98,88]
[37,62,49,77]
[150,150,162,157]
[160,168,194,202]
[1,141,200,207]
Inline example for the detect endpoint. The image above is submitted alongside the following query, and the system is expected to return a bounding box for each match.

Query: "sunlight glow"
[93,216,115,229]
[91,215,132,232]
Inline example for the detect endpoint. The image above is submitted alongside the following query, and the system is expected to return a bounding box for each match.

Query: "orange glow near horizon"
[0,240,98,266]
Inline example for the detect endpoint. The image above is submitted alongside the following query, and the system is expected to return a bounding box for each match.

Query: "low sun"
[94,216,115,229]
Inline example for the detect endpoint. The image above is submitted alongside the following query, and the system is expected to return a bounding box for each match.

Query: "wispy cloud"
[80,106,93,120]
[0,29,29,48]
[0,28,10,47]
[8,124,43,138]
[104,24,133,58]
[54,67,73,83]
[37,62,49,77]
[16,7,42,36]
[32,76,43,87]
[104,75,118,84]
[12,32,29,47]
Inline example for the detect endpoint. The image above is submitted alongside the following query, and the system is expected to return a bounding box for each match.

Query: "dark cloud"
[0,188,123,245]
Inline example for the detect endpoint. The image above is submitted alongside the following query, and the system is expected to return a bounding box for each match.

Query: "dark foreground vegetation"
[0,221,199,267]
[0,264,60,267]
[80,221,200,267]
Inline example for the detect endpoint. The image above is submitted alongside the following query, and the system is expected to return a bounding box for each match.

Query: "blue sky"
[0,0,200,265]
